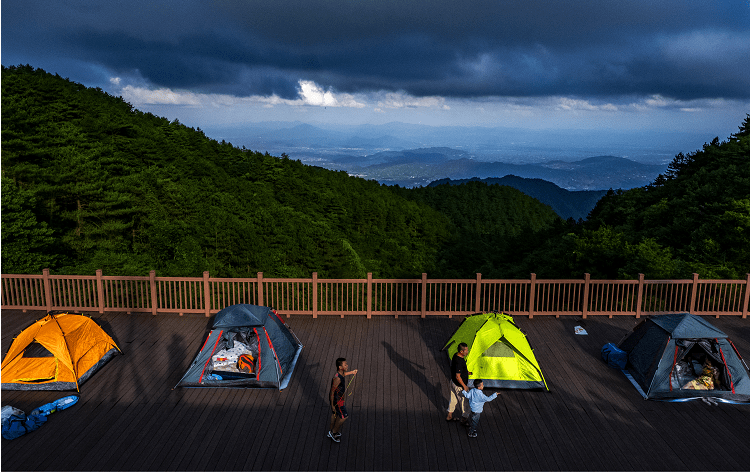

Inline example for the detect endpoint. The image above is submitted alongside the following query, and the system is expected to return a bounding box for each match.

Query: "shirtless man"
[328,357,358,443]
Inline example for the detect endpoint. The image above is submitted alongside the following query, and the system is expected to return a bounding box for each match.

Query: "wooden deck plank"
[426,316,461,471]
[413,318,445,471]
[344,316,365,465]
[106,314,213,470]
[387,318,403,471]
[309,316,346,472]
[530,318,624,470]
[340,315,368,468]
[268,317,321,472]
[407,319,436,471]
[171,389,238,470]
[344,315,367,471]
[535,317,653,470]
[538,319,639,470]
[134,390,214,469]
[258,318,334,472]
[291,315,328,472]
[358,316,378,471]
[331,314,359,471]
[391,317,409,470]
[3,310,750,471]
[213,390,277,471]
[278,316,327,472]
[369,316,387,471]
[539,317,680,471]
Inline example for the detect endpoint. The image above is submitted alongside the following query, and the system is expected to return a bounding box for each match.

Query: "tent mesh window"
[628,324,670,389]
[210,329,258,377]
[483,341,514,358]
[21,342,54,358]
[674,340,728,391]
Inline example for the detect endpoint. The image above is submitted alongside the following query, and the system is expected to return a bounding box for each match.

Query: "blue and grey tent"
[175,304,303,390]
[618,313,750,402]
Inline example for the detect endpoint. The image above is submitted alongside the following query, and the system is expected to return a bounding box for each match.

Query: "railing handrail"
[2,269,748,319]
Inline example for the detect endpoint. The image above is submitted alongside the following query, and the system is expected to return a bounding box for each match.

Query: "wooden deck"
[2,309,749,471]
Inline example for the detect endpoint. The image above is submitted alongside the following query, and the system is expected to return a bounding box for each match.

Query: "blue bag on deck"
[601,343,628,369]
[1,406,47,440]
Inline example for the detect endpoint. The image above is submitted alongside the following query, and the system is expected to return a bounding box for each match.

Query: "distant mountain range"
[207,122,679,191]
[428,175,608,221]
[339,149,666,190]
[209,121,705,166]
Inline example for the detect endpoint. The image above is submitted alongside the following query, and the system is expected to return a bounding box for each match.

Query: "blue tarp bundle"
[2,395,79,440]
[1,406,47,440]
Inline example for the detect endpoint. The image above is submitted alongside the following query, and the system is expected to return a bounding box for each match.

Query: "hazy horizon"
[200,120,715,167]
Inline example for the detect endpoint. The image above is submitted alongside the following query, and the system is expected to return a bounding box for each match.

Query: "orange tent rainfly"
[1,312,121,391]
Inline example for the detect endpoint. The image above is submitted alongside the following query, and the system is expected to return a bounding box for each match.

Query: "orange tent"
[1,312,121,391]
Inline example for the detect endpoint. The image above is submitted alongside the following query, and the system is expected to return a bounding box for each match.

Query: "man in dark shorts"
[446,342,470,424]
[328,357,358,443]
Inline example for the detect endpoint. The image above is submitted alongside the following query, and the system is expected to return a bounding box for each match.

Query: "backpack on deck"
[601,343,628,369]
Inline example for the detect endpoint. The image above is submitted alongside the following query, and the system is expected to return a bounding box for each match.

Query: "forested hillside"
[3,65,747,280]
[514,116,750,280]
[392,182,561,277]
[0,65,559,278]
[428,176,607,220]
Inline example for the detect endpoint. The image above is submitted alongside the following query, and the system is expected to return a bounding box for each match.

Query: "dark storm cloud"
[3,0,749,100]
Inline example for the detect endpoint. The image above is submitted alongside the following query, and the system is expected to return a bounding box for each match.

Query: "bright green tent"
[443,312,548,390]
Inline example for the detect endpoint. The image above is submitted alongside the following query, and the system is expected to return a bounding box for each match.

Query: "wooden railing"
[2,270,749,319]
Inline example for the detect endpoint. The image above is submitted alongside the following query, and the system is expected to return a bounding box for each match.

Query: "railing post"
[635,273,644,318]
[312,272,318,319]
[203,271,211,317]
[421,273,427,318]
[582,273,590,319]
[96,269,105,314]
[529,273,536,319]
[367,273,373,319]
[742,273,750,319]
[149,270,158,316]
[257,272,264,307]
[475,273,482,314]
[42,268,52,313]
[691,273,701,314]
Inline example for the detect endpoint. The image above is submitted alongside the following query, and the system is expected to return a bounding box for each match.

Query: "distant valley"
[339,149,666,190]
[207,121,687,191]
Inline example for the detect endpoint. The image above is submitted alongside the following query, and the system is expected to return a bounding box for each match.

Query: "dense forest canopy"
[514,115,750,280]
[0,65,556,278]
[2,65,748,280]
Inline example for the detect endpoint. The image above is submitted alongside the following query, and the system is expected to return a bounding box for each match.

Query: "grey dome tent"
[176,304,303,389]
[618,313,750,402]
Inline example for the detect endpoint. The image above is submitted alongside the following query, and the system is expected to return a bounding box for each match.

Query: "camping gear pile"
[175,304,303,389]
[610,313,750,402]
[1,312,121,391]
[443,312,549,391]
[210,334,258,374]
[1,395,79,440]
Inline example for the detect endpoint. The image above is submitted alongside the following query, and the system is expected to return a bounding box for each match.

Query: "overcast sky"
[2,0,749,136]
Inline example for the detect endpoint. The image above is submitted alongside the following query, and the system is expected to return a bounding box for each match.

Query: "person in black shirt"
[446,342,471,424]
